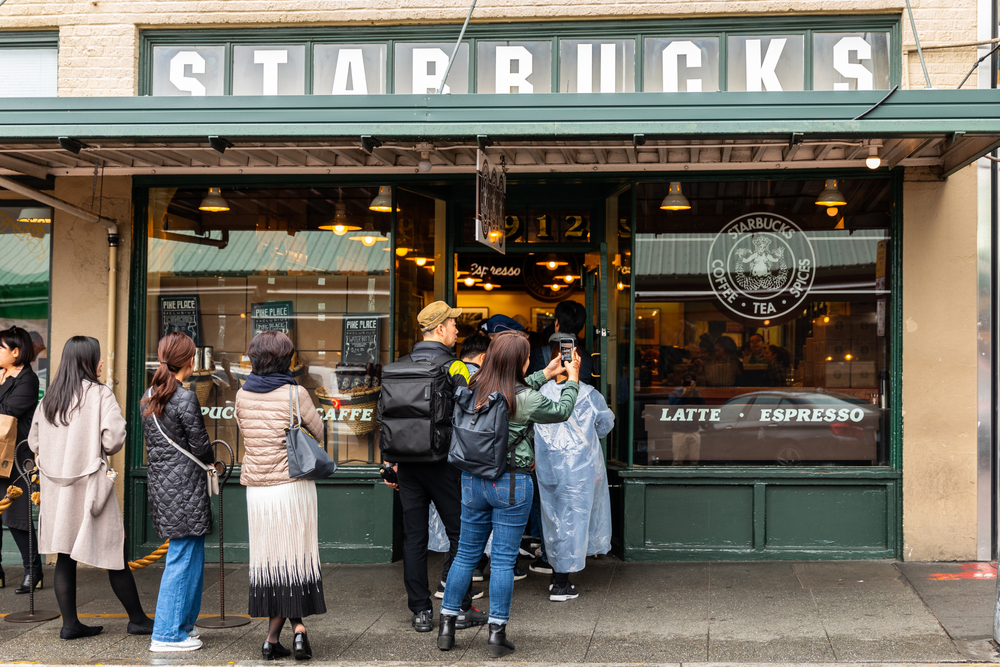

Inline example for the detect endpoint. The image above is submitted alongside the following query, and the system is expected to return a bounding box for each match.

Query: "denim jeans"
[441,472,533,625]
[152,535,205,642]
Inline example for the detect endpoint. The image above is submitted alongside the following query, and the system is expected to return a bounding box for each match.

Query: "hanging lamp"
[16,207,52,223]
[318,201,362,235]
[198,187,230,212]
[369,185,397,212]
[659,182,691,211]
[347,218,389,247]
[536,253,568,270]
[815,179,847,206]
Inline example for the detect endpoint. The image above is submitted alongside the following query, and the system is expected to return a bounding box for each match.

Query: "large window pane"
[813,32,891,91]
[0,48,57,97]
[633,179,891,467]
[146,186,391,466]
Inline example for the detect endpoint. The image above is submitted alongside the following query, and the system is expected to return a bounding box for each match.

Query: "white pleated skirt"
[246,480,326,618]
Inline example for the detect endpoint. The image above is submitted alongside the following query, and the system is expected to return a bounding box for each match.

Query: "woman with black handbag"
[141,332,216,652]
[235,330,327,661]
[0,325,43,592]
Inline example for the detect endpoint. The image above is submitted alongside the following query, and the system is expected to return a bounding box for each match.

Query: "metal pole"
[435,0,477,94]
[903,0,934,88]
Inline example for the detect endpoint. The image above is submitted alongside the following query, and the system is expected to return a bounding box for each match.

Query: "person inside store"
[0,325,43,593]
[763,345,792,388]
[528,301,595,387]
[704,335,743,387]
[459,331,491,375]
[743,333,767,366]
[28,336,155,640]
[740,332,768,385]
[379,302,484,635]
[141,332,215,653]
[533,345,614,601]
[235,330,326,660]
[668,373,706,465]
[437,331,580,658]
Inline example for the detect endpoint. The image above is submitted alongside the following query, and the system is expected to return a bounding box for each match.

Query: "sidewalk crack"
[808,583,838,661]
[582,558,618,662]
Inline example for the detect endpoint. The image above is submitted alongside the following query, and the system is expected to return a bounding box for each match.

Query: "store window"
[0,205,51,395]
[0,34,57,98]
[146,186,391,466]
[632,178,891,467]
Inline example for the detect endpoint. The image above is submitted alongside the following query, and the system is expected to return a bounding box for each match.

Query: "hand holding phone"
[559,337,575,366]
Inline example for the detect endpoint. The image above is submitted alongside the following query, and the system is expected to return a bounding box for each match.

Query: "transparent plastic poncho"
[533,381,615,573]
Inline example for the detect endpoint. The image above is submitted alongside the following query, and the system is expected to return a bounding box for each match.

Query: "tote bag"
[285,385,337,480]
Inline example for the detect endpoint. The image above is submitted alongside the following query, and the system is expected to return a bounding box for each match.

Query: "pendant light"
[369,185,396,212]
[16,207,51,223]
[463,275,481,287]
[561,273,581,284]
[482,271,497,291]
[865,146,882,170]
[659,182,691,211]
[347,218,388,246]
[815,179,847,207]
[408,256,432,266]
[198,187,230,212]
[536,253,568,270]
[318,201,362,235]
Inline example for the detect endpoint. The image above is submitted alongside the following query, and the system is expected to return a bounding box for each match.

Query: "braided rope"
[129,540,170,570]
[0,485,23,515]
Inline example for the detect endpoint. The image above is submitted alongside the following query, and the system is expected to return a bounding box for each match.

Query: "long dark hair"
[42,336,102,427]
[468,331,530,418]
[142,332,196,417]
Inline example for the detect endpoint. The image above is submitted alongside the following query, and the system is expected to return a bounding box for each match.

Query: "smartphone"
[559,337,575,366]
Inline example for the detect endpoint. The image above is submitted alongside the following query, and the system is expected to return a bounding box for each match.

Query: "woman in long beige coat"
[28,336,154,640]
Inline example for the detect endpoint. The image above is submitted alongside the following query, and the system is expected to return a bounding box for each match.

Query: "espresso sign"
[250,300,294,337]
[342,315,380,365]
[159,295,202,345]
[475,150,506,255]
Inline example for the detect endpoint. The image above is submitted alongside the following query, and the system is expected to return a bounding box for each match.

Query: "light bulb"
[362,235,376,247]
[866,145,881,170]
[396,247,409,257]
[464,277,476,286]
[827,207,839,217]
[418,159,432,173]
[551,284,562,292]
[416,257,427,267]
[617,282,624,290]
[489,230,501,239]
[548,261,557,269]
[823,316,830,323]
[333,224,347,235]
[846,354,853,360]
[564,275,575,283]
[484,283,494,291]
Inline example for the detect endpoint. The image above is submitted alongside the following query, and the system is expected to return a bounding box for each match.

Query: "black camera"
[380,463,398,485]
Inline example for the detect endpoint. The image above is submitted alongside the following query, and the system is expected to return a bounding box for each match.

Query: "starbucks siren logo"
[707,212,815,321]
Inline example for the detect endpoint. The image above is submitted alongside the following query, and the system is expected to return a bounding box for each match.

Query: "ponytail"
[142,332,195,417]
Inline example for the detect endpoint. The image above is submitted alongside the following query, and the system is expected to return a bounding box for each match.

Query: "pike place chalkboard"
[250,301,295,337]
[159,295,202,346]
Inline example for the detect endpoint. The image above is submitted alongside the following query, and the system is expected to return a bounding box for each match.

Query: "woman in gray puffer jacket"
[141,332,215,653]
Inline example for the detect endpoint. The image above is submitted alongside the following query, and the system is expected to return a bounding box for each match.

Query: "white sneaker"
[150,636,202,652]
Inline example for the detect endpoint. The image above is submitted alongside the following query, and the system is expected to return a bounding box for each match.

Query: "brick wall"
[0,0,980,96]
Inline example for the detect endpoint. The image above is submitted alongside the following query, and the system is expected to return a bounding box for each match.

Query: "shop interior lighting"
[826,207,840,217]
[348,219,388,246]
[815,179,847,207]
[482,272,496,291]
[659,181,692,211]
[562,274,581,283]
[16,207,52,223]
[549,283,564,292]
[409,256,432,266]
[395,246,413,256]
[536,254,569,270]
[865,145,882,170]
[318,201,362,235]
[369,185,397,212]
[198,187,230,212]
[463,276,481,286]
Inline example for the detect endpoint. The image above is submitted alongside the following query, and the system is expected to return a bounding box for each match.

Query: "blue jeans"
[152,535,205,643]
[442,472,533,626]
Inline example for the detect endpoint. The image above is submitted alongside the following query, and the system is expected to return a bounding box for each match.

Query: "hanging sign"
[342,315,381,365]
[159,295,202,346]
[250,300,295,337]
[706,212,816,324]
[475,149,506,255]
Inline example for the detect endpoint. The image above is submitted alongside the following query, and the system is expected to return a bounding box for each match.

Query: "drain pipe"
[0,175,119,389]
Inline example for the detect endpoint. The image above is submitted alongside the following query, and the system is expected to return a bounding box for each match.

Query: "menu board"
[159,295,202,345]
[250,301,295,337]
[342,315,380,365]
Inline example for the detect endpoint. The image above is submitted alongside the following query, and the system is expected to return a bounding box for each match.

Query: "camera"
[380,463,398,485]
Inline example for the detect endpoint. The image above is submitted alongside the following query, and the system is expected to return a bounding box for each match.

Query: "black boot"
[14,570,41,595]
[487,623,515,658]
[437,614,456,651]
[292,631,311,660]
[261,641,291,660]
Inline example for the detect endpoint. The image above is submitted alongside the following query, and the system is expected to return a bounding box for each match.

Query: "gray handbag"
[285,385,337,480]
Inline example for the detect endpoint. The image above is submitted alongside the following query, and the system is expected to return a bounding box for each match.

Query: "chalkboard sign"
[342,315,380,365]
[159,295,202,346]
[250,301,295,338]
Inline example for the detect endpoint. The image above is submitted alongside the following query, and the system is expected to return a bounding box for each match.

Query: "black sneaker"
[470,587,485,600]
[528,558,553,574]
[433,580,447,599]
[518,546,534,557]
[455,606,488,629]
[472,568,485,582]
[436,580,485,600]
[412,608,434,632]
[550,582,579,602]
[513,567,527,581]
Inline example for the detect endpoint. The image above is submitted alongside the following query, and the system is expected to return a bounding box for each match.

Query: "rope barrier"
[129,540,169,571]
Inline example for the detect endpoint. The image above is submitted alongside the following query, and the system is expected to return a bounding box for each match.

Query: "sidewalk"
[0,556,996,665]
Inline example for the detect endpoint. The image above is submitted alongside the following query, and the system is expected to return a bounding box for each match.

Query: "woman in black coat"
[0,326,44,593]
[141,332,215,653]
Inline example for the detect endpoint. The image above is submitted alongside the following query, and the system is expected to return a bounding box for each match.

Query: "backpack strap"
[506,429,528,504]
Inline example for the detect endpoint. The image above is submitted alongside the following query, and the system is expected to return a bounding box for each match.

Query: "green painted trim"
[618,467,902,479]
[890,169,903,473]
[627,184,636,468]
[0,31,59,49]
[5,89,996,140]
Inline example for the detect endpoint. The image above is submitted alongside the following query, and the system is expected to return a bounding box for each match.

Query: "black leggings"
[53,548,150,631]
[4,527,43,571]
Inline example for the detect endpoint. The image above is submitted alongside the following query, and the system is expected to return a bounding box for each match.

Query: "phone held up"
[559,337,575,366]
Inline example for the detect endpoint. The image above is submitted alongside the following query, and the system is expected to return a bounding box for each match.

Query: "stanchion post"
[197,439,248,629]
[6,441,60,623]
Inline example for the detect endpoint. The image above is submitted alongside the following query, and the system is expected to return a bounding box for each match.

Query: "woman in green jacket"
[438,331,579,658]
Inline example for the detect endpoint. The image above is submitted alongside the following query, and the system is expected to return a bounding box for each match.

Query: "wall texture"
[902,166,979,560]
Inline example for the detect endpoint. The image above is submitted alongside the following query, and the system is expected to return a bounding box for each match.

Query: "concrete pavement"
[0,556,996,665]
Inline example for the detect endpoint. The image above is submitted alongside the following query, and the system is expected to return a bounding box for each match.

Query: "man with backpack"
[377,301,484,634]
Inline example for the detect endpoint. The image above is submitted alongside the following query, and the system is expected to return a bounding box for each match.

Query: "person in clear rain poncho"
[533,347,614,601]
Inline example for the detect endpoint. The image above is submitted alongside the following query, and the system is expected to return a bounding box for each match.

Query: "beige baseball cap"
[418,301,462,331]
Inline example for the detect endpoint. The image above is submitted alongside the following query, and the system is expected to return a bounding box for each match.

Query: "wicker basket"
[182,371,215,405]
[315,386,381,436]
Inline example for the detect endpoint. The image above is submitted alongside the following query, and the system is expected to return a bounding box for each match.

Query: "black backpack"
[377,353,456,463]
[449,386,526,502]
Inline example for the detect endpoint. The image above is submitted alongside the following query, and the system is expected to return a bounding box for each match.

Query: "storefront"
[0,9,997,563]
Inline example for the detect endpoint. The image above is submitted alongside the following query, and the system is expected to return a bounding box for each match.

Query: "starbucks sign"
[707,212,815,322]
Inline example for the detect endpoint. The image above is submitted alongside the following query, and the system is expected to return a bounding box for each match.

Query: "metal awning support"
[0,174,116,233]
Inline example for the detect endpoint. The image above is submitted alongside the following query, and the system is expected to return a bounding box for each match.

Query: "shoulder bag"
[151,412,219,498]
[285,385,337,480]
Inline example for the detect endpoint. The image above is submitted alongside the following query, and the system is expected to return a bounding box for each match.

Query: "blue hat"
[482,314,526,334]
